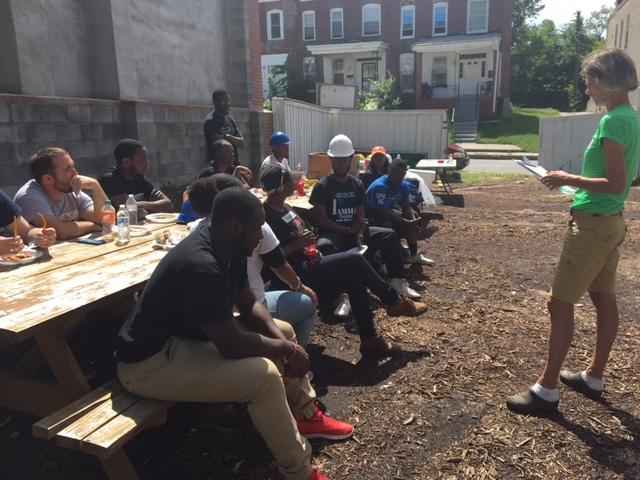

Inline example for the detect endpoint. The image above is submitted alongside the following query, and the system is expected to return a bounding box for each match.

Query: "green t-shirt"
[572,105,640,214]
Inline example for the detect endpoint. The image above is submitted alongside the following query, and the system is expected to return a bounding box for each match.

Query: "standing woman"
[507,48,640,414]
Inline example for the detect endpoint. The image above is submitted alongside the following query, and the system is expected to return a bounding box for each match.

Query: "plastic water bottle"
[101,200,116,236]
[116,205,130,244]
[126,194,138,226]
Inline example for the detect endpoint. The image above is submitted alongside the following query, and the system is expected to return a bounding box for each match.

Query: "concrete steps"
[455,142,538,160]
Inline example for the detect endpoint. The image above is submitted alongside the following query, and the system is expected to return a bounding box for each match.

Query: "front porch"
[412,33,502,120]
[306,41,389,94]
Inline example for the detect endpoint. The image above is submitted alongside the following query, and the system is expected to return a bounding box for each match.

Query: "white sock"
[581,370,604,391]
[532,383,560,402]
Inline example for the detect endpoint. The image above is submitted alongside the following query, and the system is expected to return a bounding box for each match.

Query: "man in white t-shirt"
[14,147,109,240]
[259,131,291,182]
[188,173,318,347]
[248,223,317,347]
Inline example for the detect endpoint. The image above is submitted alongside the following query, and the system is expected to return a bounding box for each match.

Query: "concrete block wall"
[0,95,124,196]
[0,95,273,196]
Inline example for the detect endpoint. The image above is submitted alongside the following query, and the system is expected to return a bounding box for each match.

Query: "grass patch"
[476,106,560,153]
[460,172,530,186]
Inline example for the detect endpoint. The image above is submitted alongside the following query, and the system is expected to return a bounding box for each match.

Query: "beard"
[53,178,73,193]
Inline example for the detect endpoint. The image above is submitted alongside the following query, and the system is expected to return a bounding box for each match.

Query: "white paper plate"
[145,213,179,224]
[0,248,44,266]
[129,225,151,237]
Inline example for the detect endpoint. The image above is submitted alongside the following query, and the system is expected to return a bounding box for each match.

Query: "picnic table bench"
[0,220,187,479]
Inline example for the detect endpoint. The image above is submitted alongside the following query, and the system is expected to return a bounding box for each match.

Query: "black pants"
[316,226,405,279]
[271,251,398,340]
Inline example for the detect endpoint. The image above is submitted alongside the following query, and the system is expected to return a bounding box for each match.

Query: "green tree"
[358,74,402,110]
[585,5,614,38]
[512,0,544,48]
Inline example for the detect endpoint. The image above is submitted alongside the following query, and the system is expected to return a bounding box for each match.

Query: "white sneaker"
[390,278,421,299]
[405,253,435,266]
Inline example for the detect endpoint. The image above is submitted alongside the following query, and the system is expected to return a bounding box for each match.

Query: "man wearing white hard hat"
[308,134,421,299]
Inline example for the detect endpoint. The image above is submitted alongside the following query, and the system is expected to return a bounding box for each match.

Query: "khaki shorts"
[551,211,626,304]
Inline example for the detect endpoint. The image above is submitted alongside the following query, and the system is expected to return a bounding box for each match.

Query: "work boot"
[360,335,401,358]
[386,295,428,317]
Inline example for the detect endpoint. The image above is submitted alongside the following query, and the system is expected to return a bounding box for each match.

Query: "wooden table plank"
[0,222,179,281]
[0,224,187,303]
[0,248,170,341]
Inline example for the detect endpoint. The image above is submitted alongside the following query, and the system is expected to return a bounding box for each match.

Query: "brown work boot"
[386,295,428,317]
[359,335,401,358]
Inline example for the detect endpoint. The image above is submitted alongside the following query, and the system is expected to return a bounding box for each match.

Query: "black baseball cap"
[260,163,292,194]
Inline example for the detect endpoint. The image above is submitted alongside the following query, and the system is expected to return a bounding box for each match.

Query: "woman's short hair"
[581,48,639,93]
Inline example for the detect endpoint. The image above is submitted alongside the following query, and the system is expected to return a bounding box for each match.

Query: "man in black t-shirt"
[309,134,421,299]
[99,139,174,218]
[203,89,244,163]
[115,187,352,480]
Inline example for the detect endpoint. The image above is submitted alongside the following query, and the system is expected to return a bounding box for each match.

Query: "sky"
[536,0,616,27]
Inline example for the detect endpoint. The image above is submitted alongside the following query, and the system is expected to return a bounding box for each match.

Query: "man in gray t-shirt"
[14,147,108,240]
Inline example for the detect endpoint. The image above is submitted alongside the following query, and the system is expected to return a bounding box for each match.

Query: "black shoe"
[560,370,603,400]
[506,389,559,415]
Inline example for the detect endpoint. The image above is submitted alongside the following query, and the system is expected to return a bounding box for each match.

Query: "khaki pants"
[117,320,316,480]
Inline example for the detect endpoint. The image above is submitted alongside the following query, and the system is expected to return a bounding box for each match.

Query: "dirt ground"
[2,177,640,480]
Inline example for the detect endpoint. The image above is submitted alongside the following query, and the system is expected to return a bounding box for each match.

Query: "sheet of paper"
[515,159,577,196]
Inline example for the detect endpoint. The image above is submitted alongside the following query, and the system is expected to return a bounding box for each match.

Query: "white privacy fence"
[539,110,640,175]
[272,98,448,172]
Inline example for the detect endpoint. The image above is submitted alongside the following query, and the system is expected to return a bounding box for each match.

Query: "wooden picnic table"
[0,221,188,417]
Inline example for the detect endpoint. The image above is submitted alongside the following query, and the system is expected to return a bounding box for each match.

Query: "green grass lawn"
[460,172,530,186]
[476,106,560,153]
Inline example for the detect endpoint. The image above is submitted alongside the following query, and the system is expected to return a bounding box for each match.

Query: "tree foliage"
[585,5,614,38]
[511,9,607,111]
[358,74,402,110]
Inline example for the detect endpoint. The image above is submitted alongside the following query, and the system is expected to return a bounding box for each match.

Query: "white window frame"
[400,5,415,39]
[302,10,315,41]
[330,8,344,39]
[362,3,381,37]
[433,3,448,36]
[267,9,284,41]
[399,53,415,92]
[467,0,489,34]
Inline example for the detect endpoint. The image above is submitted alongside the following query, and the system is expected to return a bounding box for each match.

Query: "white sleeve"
[256,224,280,255]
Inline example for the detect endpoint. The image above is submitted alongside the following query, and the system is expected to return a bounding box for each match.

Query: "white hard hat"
[327,134,355,158]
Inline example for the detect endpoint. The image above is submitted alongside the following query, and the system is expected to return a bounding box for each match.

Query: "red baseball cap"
[370,146,387,156]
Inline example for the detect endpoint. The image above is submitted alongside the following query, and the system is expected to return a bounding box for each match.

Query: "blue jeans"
[264,291,316,348]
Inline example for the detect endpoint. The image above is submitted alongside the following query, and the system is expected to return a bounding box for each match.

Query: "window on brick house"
[399,53,415,92]
[333,58,344,84]
[433,3,448,36]
[467,0,489,33]
[362,4,381,36]
[401,6,415,38]
[330,8,344,39]
[625,15,630,48]
[303,11,315,41]
[267,9,284,40]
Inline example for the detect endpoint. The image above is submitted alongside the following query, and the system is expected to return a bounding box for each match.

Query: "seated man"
[0,190,56,254]
[99,138,174,219]
[309,134,421,299]
[115,187,352,480]
[361,146,390,190]
[366,156,435,266]
[199,138,253,185]
[259,131,291,180]
[14,148,109,240]
[188,174,318,348]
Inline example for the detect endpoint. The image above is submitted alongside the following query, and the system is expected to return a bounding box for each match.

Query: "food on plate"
[155,230,172,246]
[1,252,31,262]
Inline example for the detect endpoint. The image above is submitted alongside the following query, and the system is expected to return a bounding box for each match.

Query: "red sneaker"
[296,408,354,440]
[309,470,329,480]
